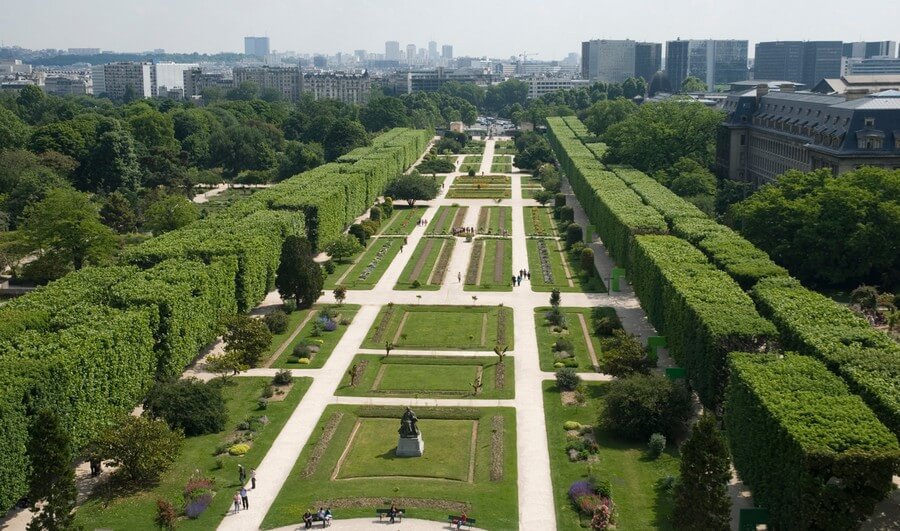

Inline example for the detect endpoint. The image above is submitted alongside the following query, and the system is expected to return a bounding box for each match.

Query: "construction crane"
[517,51,539,75]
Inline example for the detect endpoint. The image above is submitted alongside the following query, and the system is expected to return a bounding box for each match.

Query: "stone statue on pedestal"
[395,407,424,457]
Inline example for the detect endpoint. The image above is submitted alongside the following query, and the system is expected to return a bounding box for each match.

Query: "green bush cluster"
[725,353,900,529]
[630,235,776,407]
[0,128,429,510]
[752,277,900,438]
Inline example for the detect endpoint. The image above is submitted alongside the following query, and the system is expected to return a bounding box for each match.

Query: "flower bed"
[431,239,454,284]
[490,415,504,481]
[371,305,397,343]
[497,306,509,345]
[301,412,344,478]
[466,241,484,285]
[537,239,555,283]
[358,241,395,281]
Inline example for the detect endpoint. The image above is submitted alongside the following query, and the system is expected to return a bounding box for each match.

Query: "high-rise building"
[843,41,897,59]
[581,39,661,83]
[428,41,438,62]
[153,62,198,96]
[354,50,367,62]
[244,36,271,57]
[313,55,327,69]
[442,45,453,60]
[634,42,662,83]
[406,44,417,65]
[845,58,900,76]
[91,62,153,99]
[385,41,401,61]
[665,39,748,91]
[233,65,301,101]
[754,41,842,86]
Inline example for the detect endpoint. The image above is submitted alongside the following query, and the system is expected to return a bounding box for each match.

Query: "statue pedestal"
[396,434,424,457]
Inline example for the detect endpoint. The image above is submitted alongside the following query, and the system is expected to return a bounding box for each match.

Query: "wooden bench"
[376,508,404,522]
[310,514,331,527]
[448,515,477,528]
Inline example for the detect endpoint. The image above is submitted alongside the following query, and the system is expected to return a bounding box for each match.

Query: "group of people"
[416,218,428,227]
[452,226,477,236]
[303,507,333,528]
[513,268,531,287]
[231,465,257,514]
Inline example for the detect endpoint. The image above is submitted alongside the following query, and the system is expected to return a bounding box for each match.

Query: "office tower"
[755,41,841,85]
[406,44,417,65]
[801,41,842,87]
[442,44,453,60]
[634,42,662,83]
[354,50,367,62]
[843,41,897,59]
[428,41,438,62]
[244,36,271,57]
[665,39,748,91]
[845,57,900,75]
[385,41,401,61]
[581,39,660,83]
[91,62,153,99]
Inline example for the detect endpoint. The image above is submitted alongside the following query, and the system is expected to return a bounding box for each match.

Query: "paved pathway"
[267,517,486,531]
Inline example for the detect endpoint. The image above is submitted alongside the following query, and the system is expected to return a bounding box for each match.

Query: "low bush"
[263,310,289,334]
[647,433,666,459]
[556,367,581,391]
[228,443,250,456]
[599,329,651,377]
[273,369,293,386]
[602,374,691,440]
[143,378,227,436]
[563,421,582,431]
[566,224,583,248]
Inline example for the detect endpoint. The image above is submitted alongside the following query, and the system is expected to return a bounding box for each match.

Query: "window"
[864,117,875,127]
[740,134,746,146]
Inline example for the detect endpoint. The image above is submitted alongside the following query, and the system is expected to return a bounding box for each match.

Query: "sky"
[4,0,899,59]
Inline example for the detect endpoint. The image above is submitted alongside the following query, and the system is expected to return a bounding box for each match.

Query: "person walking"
[240,486,249,510]
[232,491,241,514]
[250,468,256,489]
[458,272,462,283]
[238,464,246,485]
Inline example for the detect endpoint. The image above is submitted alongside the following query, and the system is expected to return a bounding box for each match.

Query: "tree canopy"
[384,173,440,206]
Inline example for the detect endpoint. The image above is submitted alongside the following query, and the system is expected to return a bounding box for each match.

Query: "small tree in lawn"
[599,329,652,377]
[471,374,483,395]
[222,314,273,368]
[276,235,323,309]
[673,415,732,531]
[533,190,554,205]
[325,235,363,264]
[384,341,394,357]
[493,343,509,363]
[550,288,561,308]
[205,350,247,382]
[580,247,595,276]
[26,409,77,531]
[333,285,347,305]
[95,416,183,485]
[384,173,440,206]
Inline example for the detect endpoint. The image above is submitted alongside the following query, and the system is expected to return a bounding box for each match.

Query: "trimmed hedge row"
[610,166,708,223]
[0,127,430,511]
[726,353,900,529]
[630,235,776,406]
[752,276,900,439]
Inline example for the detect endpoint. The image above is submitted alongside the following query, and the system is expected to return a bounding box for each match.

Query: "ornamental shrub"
[228,443,250,456]
[647,433,666,459]
[725,353,900,530]
[556,367,581,391]
[370,205,382,221]
[559,205,575,222]
[564,421,582,431]
[555,193,566,208]
[144,378,227,436]
[602,374,691,440]
[580,247,595,275]
[273,369,293,386]
[348,223,367,246]
[263,310,288,334]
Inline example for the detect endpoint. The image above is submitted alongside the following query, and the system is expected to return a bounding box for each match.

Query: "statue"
[395,406,424,457]
[398,407,420,438]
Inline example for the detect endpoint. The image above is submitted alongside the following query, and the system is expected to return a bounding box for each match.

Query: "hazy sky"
[5,0,899,59]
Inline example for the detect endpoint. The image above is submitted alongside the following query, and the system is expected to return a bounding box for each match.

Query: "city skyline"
[3,0,899,59]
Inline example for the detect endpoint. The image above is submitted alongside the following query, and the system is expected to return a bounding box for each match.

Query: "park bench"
[310,514,331,527]
[448,515,477,528]
[376,508,404,522]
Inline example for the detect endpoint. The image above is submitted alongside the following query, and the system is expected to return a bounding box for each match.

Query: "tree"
[95,415,183,485]
[209,125,278,177]
[144,194,199,236]
[384,341,394,357]
[26,410,78,531]
[226,81,259,101]
[514,140,555,171]
[143,379,227,436]
[550,288,561,308]
[126,104,179,151]
[222,314,273,368]
[602,101,723,174]
[556,367,581,391]
[655,157,716,197]
[680,76,708,93]
[83,119,142,194]
[276,235,323,309]
[584,98,638,136]
[205,351,247,382]
[384,173,440,206]
[673,416,732,531]
[99,191,137,233]
[277,141,324,180]
[323,119,369,161]
[599,329,652,377]
[325,235,364,263]
[0,106,30,149]
[360,97,410,132]
[602,374,692,440]
[533,190,554,205]
[333,285,347,304]
[21,188,117,273]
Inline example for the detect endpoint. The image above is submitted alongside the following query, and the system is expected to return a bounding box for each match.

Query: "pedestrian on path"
[240,486,249,510]
[238,464,245,485]
[511,275,516,287]
[458,272,462,282]
[232,491,241,514]
[250,468,256,489]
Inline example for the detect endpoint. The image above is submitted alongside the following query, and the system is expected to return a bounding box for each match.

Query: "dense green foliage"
[143,378,227,436]
[673,416,731,531]
[752,277,900,438]
[630,235,776,407]
[729,167,900,288]
[95,415,184,485]
[725,354,900,529]
[384,172,440,206]
[26,409,78,531]
[601,374,692,440]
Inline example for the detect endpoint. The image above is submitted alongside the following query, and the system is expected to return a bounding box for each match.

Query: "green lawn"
[325,238,402,290]
[260,307,315,362]
[543,382,679,530]
[526,238,606,293]
[446,186,511,199]
[270,305,360,368]
[476,206,512,236]
[454,175,510,185]
[523,207,556,237]
[522,187,544,199]
[260,406,518,530]
[362,304,514,350]
[336,355,514,399]
[379,207,427,236]
[459,163,481,173]
[75,377,311,530]
[395,237,454,290]
[464,238,512,292]
[462,155,483,164]
[426,205,466,235]
[493,140,517,155]
[491,155,512,173]
[534,307,611,372]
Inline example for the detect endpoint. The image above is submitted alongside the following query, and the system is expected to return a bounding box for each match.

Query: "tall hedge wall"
[630,235,776,406]
[726,353,900,529]
[0,127,430,511]
[753,276,900,438]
